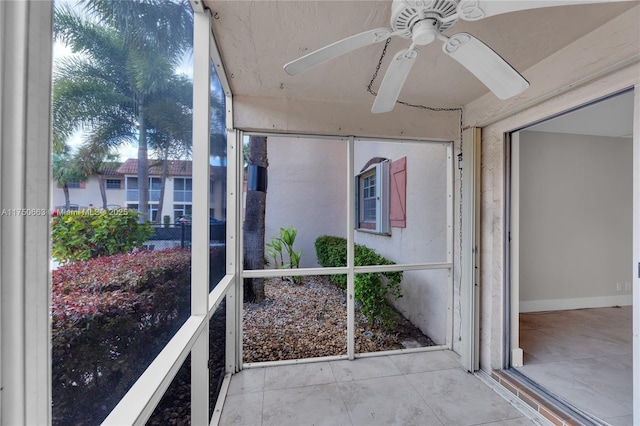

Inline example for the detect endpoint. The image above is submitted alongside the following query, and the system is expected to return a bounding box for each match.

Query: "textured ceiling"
[203,1,636,108]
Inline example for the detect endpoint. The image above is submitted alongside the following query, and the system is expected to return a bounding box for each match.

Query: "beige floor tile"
[479,417,537,426]
[227,367,266,395]
[219,391,263,426]
[262,383,351,426]
[330,356,401,382]
[337,375,443,426]
[602,414,634,426]
[263,361,335,390]
[406,368,523,426]
[387,350,460,374]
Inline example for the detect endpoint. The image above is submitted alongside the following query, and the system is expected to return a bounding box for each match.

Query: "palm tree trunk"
[63,184,70,211]
[98,175,108,209]
[243,136,268,302]
[156,156,169,224]
[138,100,150,222]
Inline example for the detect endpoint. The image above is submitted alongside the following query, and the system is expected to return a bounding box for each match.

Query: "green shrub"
[315,235,402,327]
[51,248,191,425]
[267,226,303,283]
[51,208,153,263]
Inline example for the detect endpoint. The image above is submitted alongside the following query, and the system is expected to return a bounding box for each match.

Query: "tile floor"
[219,350,538,426]
[518,306,633,424]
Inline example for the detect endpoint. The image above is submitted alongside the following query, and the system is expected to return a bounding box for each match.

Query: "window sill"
[356,228,391,237]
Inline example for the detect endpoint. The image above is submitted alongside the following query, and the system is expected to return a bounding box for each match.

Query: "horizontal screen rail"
[242,263,452,279]
[242,267,348,278]
[355,262,452,273]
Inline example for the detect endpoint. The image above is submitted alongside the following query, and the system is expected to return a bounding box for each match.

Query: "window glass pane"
[106,179,121,189]
[50,1,194,423]
[209,298,226,418]
[147,355,191,425]
[174,178,184,191]
[209,60,227,291]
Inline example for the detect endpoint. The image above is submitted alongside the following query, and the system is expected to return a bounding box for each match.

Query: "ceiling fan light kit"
[284,0,614,113]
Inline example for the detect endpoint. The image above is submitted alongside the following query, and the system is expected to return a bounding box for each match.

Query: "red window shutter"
[390,157,406,228]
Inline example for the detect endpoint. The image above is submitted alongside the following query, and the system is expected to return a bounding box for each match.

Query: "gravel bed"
[243,276,435,363]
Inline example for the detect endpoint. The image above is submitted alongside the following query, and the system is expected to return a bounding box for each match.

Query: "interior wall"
[518,131,633,312]
[463,4,639,371]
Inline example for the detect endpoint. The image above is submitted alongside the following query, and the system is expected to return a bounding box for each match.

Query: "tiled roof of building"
[100,162,123,176]
[117,159,225,179]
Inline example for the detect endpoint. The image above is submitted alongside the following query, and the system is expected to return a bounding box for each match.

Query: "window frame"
[105,178,121,189]
[102,7,236,425]
[355,160,390,235]
[173,177,193,202]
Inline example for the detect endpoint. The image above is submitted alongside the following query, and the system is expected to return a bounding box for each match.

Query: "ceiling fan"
[284,0,613,113]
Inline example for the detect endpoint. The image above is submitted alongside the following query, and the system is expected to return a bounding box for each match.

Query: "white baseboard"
[520,294,633,313]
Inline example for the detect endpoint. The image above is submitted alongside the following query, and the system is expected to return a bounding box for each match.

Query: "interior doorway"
[508,89,635,423]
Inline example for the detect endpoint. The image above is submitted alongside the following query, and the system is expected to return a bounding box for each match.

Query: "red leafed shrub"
[51,248,191,426]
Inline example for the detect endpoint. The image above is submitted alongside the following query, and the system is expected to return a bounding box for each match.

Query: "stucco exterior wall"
[263,136,453,345]
[51,174,227,223]
[463,5,640,372]
[264,136,348,269]
[52,176,125,210]
[353,140,451,344]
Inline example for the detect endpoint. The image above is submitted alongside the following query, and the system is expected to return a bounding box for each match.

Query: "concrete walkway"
[219,350,541,426]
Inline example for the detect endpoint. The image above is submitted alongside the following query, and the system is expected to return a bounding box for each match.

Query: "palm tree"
[75,143,120,209]
[52,151,87,211]
[53,0,193,222]
[243,136,268,302]
[146,75,193,222]
[210,81,227,164]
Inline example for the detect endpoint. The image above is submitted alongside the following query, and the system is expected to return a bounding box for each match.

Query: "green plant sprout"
[266,226,302,283]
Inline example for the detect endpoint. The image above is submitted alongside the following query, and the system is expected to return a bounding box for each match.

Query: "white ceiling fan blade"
[371,48,419,113]
[442,33,529,100]
[284,27,393,76]
[456,0,619,21]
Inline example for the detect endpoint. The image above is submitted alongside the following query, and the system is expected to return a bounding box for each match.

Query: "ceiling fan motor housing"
[391,0,459,38]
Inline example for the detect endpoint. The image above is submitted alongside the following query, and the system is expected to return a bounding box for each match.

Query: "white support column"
[446,143,454,349]
[347,137,355,360]
[0,1,53,424]
[226,129,243,374]
[632,84,639,426]
[460,128,481,372]
[509,133,524,367]
[191,8,211,425]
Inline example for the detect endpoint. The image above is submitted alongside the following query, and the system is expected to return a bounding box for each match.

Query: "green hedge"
[51,208,153,263]
[315,235,402,327]
[52,248,191,425]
